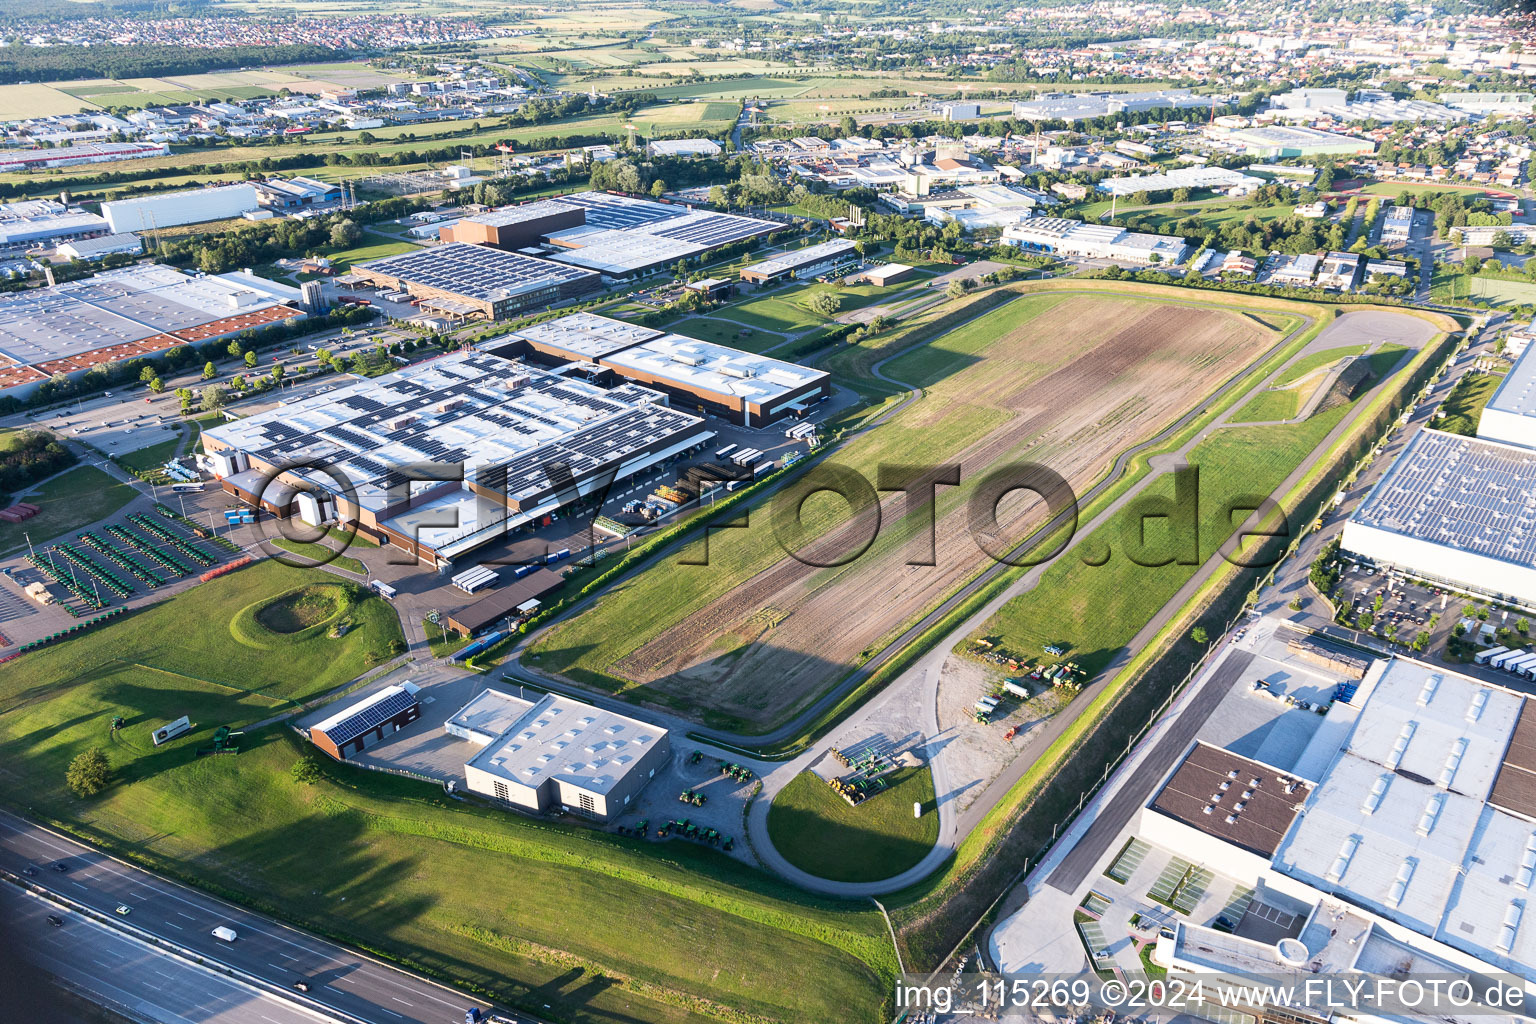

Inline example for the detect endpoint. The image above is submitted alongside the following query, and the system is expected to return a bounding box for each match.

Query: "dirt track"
[612,297,1275,729]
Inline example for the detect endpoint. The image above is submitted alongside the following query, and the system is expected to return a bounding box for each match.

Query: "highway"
[0,809,502,1024]
[1,883,323,1024]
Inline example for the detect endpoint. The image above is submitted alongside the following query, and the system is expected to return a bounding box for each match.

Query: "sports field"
[0,560,894,1023]
[529,288,1283,732]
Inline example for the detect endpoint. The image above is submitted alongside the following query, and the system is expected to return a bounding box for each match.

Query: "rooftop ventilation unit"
[1417,673,1442,706]
[1518,834,1536,890]
[1327,835,1360,883]
[1469,689,1491,722]
[1416,792,1445,837]
[1499,902,1525,953]
[1386,858,1417,907]
[1385,721,1417,770]
[1440,737,1469,789]
[1362,774,1391,815]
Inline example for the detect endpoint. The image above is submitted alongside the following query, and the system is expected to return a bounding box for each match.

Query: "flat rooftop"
[464,691,667,796]
[745,239,859,276]
[204,349,705,514]
[0,265,301,383]
[465,199,581,227]
[1346,428,1536,568]
[446,687,536,744]
[535,192,777,275]
[1483,343,1536,421]
[354,242,598,302]
[511,311,663,361]
[601,334,829,406]
[1273,660,1528,940]
[1150,742,1312,857]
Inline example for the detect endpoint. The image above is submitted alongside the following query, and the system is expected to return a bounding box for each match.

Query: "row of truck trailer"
[1473,645,1536,678]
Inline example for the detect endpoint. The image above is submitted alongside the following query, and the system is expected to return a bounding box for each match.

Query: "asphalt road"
[1,882,323,1024]
[0,809,501,1024]
[1044,650,1255,893]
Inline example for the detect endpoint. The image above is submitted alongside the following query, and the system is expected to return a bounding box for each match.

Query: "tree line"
[0,43,347,85]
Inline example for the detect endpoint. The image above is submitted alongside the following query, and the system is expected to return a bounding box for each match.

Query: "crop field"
[529,288,1281,732]
[0,560,894,1023]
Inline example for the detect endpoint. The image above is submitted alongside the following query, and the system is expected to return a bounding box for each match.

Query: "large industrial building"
[1219,124,1376,158]
[1096,166,1265,198]
[1341,428,1536,606]
[598,334,830,426]
[102,183,262,234]
[0,200,111,252]
[0,265,304,399]
[739,239,861,284]
[451,688,671,820]
[492,312,832,426]
[202,346,715,565]
[0,141,168,176]
[537,191,779,277]
[1340,340,1536,606]
[1473,343,1536,451]
[438,199,587,249]
[350,243,602,321]
[1011,89,1210,122]
[1143,659,1536,1009]
[1002,217,1189,264]
[204,310,827,562]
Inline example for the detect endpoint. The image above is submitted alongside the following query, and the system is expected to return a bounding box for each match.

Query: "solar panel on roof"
[320,689,417,747]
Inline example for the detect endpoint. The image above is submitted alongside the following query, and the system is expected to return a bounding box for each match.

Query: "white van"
[212,926,238,942]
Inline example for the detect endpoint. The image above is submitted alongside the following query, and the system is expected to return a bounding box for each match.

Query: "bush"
[66,747,112,797]
[290,756,324,784]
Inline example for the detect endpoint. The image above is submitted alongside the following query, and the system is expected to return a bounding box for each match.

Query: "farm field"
[0,559,893,1023]
[0,63,414,119]
[528,286,1283,732]
[0,102,736,197]
[974,344,1415,679]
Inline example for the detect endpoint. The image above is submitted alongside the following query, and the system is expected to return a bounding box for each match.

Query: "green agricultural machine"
[196,725,242,758]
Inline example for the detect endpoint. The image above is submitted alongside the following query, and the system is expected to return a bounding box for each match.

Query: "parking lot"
[1333,562,1455,648]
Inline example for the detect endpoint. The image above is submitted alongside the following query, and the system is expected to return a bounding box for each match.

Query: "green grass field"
[1230,389,1299,422]
[768,767,938,883]
[268,537,367,576]
[0,557,895,1022]
[0,466,138,557]
[114,434,183,477]
[1273,345,1367,386]
[1433,368,1506,435]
